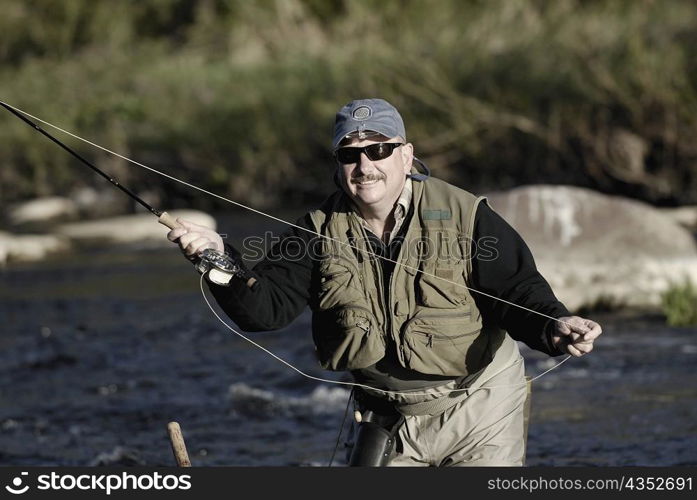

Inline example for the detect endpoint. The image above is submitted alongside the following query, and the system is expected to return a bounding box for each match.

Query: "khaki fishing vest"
[308,176,505,377]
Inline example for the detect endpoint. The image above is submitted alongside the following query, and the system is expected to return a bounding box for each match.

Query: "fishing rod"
[1,100,256,287]
[0,100,180,230]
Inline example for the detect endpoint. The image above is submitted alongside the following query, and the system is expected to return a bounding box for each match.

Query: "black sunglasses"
[334,142,403,164]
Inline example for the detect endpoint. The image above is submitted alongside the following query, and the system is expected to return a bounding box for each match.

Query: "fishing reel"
[195,248,257,289]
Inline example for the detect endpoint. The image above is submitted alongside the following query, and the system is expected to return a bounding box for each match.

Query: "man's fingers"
[572,340,594,354]
[565,342,584,357]
[175,217,194,229]
[176,217,212,232]
[567,318,590,335]
[580,322,602,341]
[177,232,199,250]
[167,227,188,242]
[556,320,571,334]
[558,316,601,335]
[184,237,215,256]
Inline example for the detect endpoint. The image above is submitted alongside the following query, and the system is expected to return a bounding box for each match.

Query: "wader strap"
[393,353,518,416]
[395,388,470,416]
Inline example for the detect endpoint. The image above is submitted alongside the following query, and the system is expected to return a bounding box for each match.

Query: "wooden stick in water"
[167,421,192,467]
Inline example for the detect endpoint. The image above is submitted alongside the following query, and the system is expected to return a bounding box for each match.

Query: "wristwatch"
[195,248,257,288]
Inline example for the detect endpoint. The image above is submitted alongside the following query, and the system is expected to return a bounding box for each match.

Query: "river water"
[1,237,696,466]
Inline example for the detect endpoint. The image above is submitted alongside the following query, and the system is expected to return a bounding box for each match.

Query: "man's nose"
[357,151,375,170]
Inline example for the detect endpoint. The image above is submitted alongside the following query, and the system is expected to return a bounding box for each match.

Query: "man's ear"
[333,167,343,189]
[401,143,414,173]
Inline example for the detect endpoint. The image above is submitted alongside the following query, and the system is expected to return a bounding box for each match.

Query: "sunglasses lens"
[335,143,401,163]
[336,148,360,164]
[364,143,389,161]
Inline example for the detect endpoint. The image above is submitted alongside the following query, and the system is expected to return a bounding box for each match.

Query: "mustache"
[350,173,385,184]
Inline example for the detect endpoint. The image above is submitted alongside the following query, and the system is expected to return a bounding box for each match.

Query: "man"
[167,98,602,466]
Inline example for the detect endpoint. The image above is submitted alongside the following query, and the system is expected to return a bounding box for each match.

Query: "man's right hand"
[167,217,224,261]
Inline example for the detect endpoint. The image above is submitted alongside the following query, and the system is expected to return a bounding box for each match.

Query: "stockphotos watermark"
[238,231,500,263]
[4,470,191,495]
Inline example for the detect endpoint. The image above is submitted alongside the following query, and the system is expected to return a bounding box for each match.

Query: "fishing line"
[2,99,583,393]
[200,275,571,397]
[328,387,354,467]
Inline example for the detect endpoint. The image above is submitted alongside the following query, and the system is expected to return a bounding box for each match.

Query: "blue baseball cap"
[332,98,406,149]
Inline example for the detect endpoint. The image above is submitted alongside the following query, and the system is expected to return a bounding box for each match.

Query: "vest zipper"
[336,304,375,336]
[353,215,391,349]
[386,266,395,358]
[376,245,392,346]
[356,320,370,336]
[401,310,476,346]
[411,327,478,345]
[401,310,472,328]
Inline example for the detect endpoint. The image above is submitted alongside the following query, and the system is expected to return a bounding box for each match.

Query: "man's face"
[336,135,413,217]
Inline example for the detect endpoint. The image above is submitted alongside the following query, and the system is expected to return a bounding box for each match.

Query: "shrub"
[661,279,697,327]
[2,0,697,210]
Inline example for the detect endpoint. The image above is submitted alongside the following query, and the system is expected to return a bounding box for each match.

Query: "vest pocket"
[313,306,386,371]
[416,270,468,309]
[318,260,364,310]
[401,311,482,376]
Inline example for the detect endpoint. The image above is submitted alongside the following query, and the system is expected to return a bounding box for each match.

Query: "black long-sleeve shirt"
[210,198,569,384]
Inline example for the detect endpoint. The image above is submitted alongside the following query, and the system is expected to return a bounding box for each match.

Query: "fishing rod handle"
[167,421,192,467]
[158,211,182,229]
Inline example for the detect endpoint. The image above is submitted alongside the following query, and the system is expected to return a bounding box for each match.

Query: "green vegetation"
[576,294,625,316]
[1,0,697,212]
[661,279,697,327]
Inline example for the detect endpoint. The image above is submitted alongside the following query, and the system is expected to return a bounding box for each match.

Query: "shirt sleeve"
[207,213,316,331]
[470,201,569,356]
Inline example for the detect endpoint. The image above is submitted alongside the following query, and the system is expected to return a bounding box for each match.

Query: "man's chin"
[350,192,384,209]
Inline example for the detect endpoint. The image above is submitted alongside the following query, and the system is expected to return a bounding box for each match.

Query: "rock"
[70,187,100,209]
[8,197,78,226]
[659,206,697,230]
[607,128,648,179]
[69,187,132,218]
[485,185,696,259]
[89,446,145,466]
[55,210,217,245]
[484,185,697,311]
[0,231,71,265]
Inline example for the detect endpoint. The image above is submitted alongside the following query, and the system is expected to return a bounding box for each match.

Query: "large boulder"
[0,210,217,264]
[7,190,159,229]
[0,231,71,265]
[659,206,697,230]
[8,197,78,226]
[55,210,217,245]
[484,185,697,311]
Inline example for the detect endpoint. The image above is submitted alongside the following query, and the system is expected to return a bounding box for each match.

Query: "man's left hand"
[551,316,602,357]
